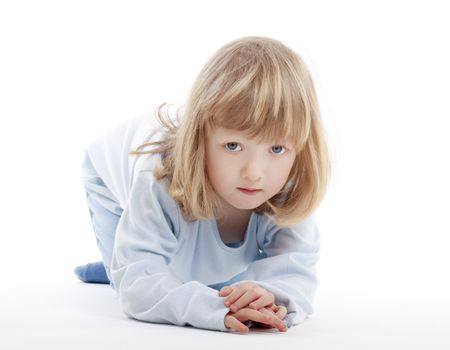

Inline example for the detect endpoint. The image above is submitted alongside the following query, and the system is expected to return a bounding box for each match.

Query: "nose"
[241,157,263,183]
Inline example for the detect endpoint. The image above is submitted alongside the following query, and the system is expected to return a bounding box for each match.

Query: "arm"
[110,170,230,331]
[226,213,321,328]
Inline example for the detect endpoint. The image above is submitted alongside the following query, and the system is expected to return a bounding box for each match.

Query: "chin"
[230,200,265,210]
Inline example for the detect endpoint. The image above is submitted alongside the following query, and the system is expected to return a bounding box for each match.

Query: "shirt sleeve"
[109,170,230,331]
[228,213,321,328]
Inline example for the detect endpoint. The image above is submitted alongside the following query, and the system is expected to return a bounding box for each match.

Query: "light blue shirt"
[86,115,321,332]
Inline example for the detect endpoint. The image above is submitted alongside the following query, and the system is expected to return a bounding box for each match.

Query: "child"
[75,36,332,334]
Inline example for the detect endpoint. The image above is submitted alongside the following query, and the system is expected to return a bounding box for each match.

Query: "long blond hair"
[130,36,332,227]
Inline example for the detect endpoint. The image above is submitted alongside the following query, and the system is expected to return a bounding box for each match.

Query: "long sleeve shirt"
[84,114,321,332]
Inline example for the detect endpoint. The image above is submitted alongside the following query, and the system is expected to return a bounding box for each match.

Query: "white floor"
[1,281,449,350]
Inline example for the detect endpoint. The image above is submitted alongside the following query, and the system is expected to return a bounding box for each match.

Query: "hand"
[224,306,288,334]
[251,304,288,329]
[220,282,276,313]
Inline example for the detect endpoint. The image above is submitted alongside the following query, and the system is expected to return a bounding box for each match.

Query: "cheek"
[205,154,216,183]
[206,157,229,187]
[271,158,295,188]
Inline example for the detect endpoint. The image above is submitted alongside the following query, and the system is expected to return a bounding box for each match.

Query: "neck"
[215,198,252,224]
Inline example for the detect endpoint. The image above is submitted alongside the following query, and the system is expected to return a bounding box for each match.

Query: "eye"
[225,142,242,152]
[271,145,286,155]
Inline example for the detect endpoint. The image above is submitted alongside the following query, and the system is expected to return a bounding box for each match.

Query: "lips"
[238,187,262,194]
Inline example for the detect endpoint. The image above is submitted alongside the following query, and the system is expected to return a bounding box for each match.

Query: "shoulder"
[131,170,181,235]
[255,212,320,253]
[257,212,317,234]
[84,115,164,207]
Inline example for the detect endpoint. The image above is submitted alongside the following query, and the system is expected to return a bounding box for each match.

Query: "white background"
[0,0,449,307]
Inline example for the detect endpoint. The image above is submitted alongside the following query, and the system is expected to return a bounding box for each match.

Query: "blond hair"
[130,36,333,227]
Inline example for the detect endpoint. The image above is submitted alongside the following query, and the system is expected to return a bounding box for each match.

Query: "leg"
[75,152,123,288]
[83,188,122,280]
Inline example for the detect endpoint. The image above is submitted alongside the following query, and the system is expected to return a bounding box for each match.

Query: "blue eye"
[225,142,242,152]
[271,145,286,154]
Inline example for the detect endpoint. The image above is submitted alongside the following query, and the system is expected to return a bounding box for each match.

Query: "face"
[205,126,296,216]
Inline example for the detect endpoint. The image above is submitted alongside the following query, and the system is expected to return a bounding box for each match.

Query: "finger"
[267,304,287,320]
[259,307,276,316]
[235,308,271,324]
[226,282,267,305]
[258,308,287,332]
[224,288,246,307]
[223,282,260,305]
[219,286,233,297]
[224,315,249,334]
[260,311,287,332]
[229,287,267,312]
[234,282,258,290]
[275,306,287,320]
[236,308,286,332]
[261,303,277,316]
[255,308,276,329]
[248,293,275,310]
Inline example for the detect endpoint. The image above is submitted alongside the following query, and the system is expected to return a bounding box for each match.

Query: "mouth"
[238,187,263,195]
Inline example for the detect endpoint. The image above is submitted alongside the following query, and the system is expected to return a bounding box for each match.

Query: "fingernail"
[224,301,230,306]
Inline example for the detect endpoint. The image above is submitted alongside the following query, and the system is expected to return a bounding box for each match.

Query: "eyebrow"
[213,128,294,146]
[216,135,292,147]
